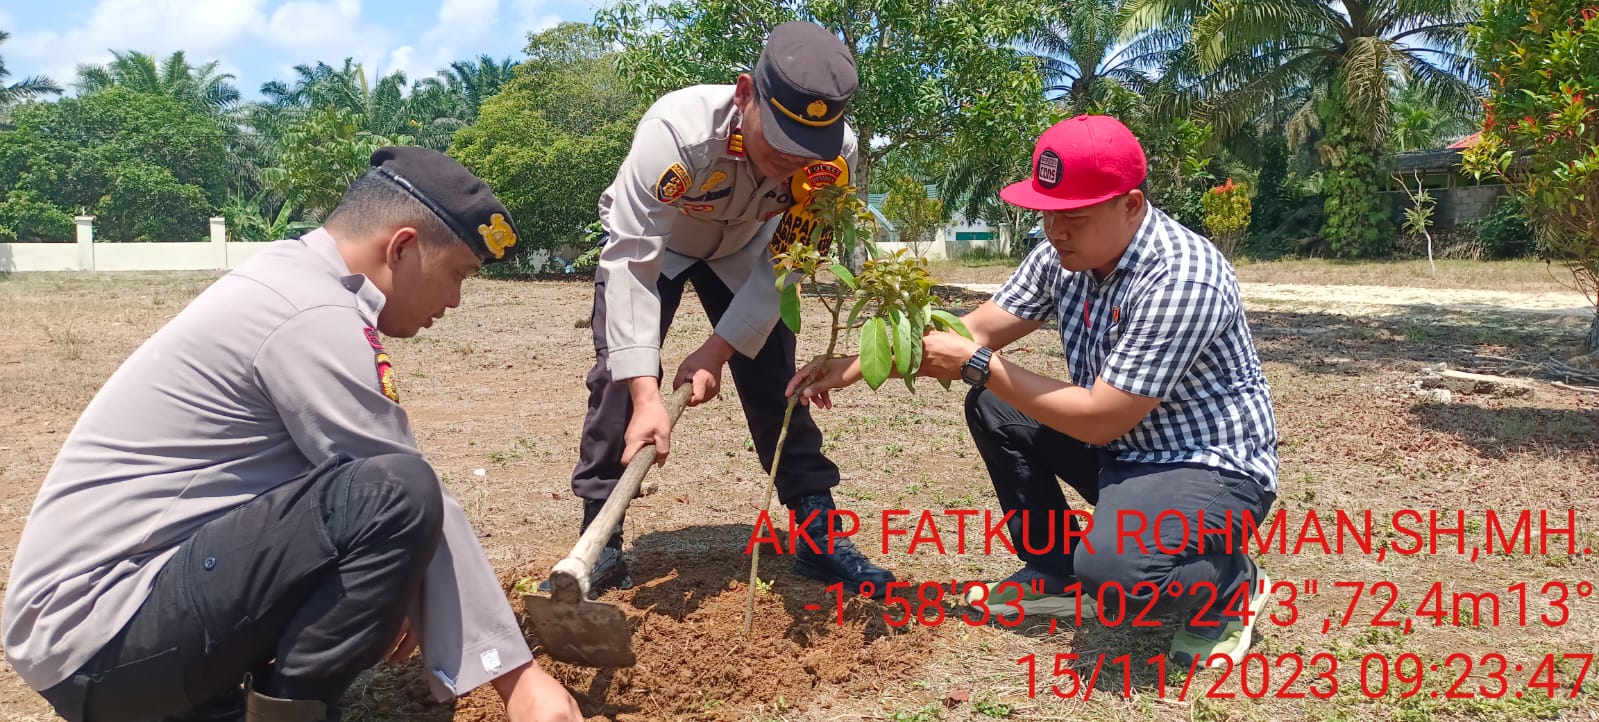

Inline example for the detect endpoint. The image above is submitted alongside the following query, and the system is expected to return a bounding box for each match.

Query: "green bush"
[1201,179,1251,257]
[0,195,76,241]
[1472,195,1534,259]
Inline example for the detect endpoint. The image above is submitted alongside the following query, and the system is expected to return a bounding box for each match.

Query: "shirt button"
[203,556,217,570]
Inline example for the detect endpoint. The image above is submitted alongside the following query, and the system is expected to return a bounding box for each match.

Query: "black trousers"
[571,263,838,506]
[39,454,445,722]
[965,387,1276,618]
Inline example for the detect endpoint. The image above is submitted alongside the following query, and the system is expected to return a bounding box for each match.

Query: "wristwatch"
[961,346,994,387]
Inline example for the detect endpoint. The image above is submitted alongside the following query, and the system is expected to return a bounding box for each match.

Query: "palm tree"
[76,50,240,114]
[1026,0,1174,114]
[1389,80,1476,151]
[427,55,516,122]
[1129,0,1479,255]
[1186,0,1479,147]
[0,30,62,110]
[259,59,459,149]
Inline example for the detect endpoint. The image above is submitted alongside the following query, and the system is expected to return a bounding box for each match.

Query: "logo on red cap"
[1037,150,1062,189]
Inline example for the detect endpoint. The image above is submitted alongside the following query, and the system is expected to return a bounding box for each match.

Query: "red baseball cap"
[1000,114,1148,211]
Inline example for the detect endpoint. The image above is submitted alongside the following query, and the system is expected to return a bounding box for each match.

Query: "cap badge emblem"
[478,213,518,259]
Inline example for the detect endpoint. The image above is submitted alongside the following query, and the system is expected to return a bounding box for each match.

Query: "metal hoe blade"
[523,384,691,669]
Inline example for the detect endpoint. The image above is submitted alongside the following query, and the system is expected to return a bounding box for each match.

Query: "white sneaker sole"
[1197,560,1274,669]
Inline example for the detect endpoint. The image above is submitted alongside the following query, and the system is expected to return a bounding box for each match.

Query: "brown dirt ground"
[1,267,1597,722]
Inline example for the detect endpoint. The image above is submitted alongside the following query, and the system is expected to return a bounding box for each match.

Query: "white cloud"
[264,0,375,57]
[386,45,417,82]
[513,0,564,36]
[408,0,501,79]
[4,0,581,99]
[9,0,268,88]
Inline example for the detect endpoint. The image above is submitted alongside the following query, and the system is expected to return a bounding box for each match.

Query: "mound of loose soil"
[405,525,939,721]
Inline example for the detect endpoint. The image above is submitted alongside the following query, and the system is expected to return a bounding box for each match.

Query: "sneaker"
[537,544,632,599]
[788,492,896,599]
[538,498,633,598]
[1169,556,1273,668]
[963,566,1096,621]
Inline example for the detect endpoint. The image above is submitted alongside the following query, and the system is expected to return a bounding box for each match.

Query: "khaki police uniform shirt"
[598,84,860,380]
[3,230,527,699]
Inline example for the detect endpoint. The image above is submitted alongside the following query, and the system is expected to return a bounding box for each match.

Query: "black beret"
[369,146,523,264]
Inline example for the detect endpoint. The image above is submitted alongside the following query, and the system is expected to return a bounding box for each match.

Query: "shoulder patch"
[365,326,398,403]
[655,162,692,204]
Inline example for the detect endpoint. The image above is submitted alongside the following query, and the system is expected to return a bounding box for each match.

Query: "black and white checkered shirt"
[993,205,1279,490]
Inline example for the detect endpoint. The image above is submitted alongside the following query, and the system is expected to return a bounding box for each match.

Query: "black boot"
[540,498,631,597]
[789,492,895,599]
[244,687,326,722]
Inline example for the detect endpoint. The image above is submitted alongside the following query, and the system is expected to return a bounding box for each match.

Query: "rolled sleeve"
[599,116,694,380]
[1099,279,1234,399]
[992,241,1063,322]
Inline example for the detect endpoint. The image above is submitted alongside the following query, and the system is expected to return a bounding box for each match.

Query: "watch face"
[962,363,984,385]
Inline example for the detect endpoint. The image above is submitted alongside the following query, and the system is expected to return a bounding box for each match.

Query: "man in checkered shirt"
[789,115,1279,667]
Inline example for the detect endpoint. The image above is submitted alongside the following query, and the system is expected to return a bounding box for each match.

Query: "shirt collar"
[300,227,388,322]
[1102,202,1158,283]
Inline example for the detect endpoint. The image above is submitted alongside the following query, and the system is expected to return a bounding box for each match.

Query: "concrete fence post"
[75,216,95,271]
[209,216,228,269]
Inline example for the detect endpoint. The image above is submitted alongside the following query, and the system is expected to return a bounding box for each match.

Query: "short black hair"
[325,170,460,250]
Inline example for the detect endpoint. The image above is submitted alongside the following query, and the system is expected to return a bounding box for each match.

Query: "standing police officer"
[560,21,895,598]
[4,148,581,722]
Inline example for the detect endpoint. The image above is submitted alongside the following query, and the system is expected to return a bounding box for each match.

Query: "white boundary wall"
[0,217,271,273]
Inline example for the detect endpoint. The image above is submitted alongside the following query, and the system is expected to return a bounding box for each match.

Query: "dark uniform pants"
[572,262,839,506]
[39,454,445,722]
[965,387,1276,619]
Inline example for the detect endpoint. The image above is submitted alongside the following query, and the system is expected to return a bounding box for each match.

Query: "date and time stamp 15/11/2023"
[742,506,1596,703]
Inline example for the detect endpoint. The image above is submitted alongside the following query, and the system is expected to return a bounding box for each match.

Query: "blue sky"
[1,0,605,100]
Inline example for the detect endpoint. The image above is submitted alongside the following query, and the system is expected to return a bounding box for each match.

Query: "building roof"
[1393,148,1463,173]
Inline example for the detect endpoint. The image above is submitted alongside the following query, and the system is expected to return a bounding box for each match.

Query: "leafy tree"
[1463,0,1599,352]
[882,175,943,257]
[595,0,1045,196]
[450,23,646,262]
[0,87,228,240]
[1244,131,1305,257]
[933,57,1056,255]
[76,50,241,115]
[262,107,411,221]
[1320,86,1394,257]
[0,30,61,113]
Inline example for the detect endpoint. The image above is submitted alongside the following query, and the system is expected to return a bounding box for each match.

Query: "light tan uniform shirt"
[3,230,527,700]
[597,84,859,379]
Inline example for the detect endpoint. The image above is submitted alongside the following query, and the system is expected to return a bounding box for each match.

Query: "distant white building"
[866,190,1014,260]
